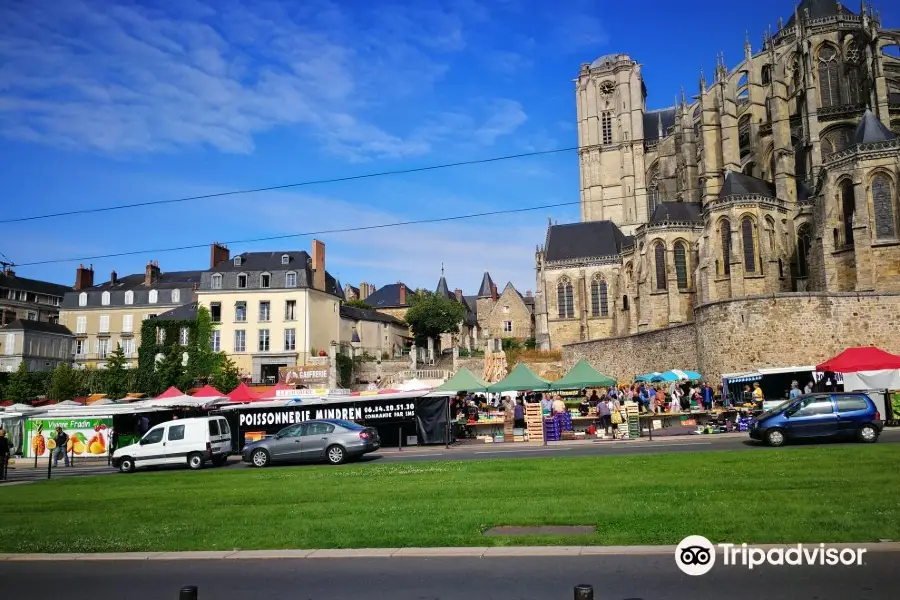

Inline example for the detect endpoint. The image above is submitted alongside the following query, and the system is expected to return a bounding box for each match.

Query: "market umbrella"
[635,372,662,382]
[816,346,900,372]
[652,369,702,382]
[487,363,551,393]
[549,360,616,390]
[192,384,225,397]
[226,382,263,403]
[155,386,184,399]
[432,368,489,393]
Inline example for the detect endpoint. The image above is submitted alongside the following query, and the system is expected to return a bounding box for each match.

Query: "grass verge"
[2,445,899,553]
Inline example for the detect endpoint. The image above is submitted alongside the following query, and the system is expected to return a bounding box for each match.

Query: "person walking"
[53,427,69,468]
[0,428,10,480]
[596,396,612,435]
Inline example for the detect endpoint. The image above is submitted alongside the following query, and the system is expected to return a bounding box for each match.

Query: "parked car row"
[111,417,380,473]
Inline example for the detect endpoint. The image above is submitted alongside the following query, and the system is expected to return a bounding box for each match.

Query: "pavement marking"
[379,453,445,458]
[474,447,575,454]
[621,442,713,449]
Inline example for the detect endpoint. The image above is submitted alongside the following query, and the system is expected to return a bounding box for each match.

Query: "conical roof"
[549,360,616,390]
[435,276,454,299]
[433,368,489,393]
[853,109,896,145]
[478,272,495,297]
[487,363,551,393]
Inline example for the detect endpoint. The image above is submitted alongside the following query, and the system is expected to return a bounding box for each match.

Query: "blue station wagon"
[749,392,883,447]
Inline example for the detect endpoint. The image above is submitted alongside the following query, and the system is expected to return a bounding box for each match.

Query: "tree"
[156,341,187,391]
[5,361,36,403]
[403,290,466,344]
[188,306,218,383]
[103,344,130,399]
[48,363,84,401]
[344,299,373,310]
[210,355,240,393]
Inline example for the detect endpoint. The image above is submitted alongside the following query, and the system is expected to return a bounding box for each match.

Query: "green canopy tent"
[487,363,551,393]
[432,368,490,394]
[549,360,616,390]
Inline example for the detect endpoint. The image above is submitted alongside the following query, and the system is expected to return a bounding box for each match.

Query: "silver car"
[242,419,381,467]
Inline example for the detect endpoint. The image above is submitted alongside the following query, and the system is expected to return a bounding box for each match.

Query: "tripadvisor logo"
[675,536,867,575]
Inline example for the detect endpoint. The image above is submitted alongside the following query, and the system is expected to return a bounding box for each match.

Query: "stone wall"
[563,323,699,382]
[694,292,900,379]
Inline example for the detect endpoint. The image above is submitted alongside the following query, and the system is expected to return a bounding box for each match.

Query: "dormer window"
[124,290,134,305]
[234,256,242,267]
[78,292,88,307]
[260,272,271,288]
[237,273,248,289]
[101,291,110,306]
[211,274,222,290]
[149,289,158,304]
[285,271,297,288]
[281,254,289,265]
[171,289,180,303]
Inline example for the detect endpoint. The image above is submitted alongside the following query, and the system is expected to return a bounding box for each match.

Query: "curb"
[2,543,899,561]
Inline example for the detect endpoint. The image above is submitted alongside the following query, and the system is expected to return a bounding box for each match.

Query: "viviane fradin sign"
[279,364,329,385]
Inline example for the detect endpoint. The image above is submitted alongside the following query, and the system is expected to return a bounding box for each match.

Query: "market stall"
[817,346,900,421]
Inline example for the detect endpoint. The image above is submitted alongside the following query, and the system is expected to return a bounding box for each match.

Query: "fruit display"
[87,424,107,455]
[25,419,111,457]
[31,423,46,456]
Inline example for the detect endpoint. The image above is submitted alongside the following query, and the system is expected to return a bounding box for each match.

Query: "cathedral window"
[761,65,771,85]
[556,278,574,319]
[601,112,613,145]
[720,219,732,276]
[845,42,864,105]
[741,217,758,273]
[647,167,660,216]
[840,179,856,247]
[817,45,841,108]
[674,242,688,290]
[872,174,898,240]
[653,242,667,290]
[590,277,609,317]
[796,224,811,278]
[765,216,776,253]
[622,295,629,311]
[821,127,853,161]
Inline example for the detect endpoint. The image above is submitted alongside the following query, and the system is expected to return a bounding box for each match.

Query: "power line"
[0,107,848,225]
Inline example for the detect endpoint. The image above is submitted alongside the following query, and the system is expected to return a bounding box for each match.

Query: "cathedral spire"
[778,16,783,30]
[681,86,686,107]
[700,66,706,91]
[745,30,751,59]
[658,112,663,139]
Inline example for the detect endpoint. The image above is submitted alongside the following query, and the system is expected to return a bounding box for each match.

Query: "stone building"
[0,266,71,326]
[0,319,74,372]
[536,0,900,371]
[472,272,535,341]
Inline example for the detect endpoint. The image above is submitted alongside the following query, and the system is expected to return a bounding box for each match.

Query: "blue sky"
[1,0,897,295]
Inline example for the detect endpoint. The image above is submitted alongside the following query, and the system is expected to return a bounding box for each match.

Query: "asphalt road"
[0,555,895,600]
[4,429,899,483]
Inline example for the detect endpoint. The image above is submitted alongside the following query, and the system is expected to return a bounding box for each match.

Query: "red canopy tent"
[226,382,263,403]
[816,346,900,372]
[192,384,225,397]
[156,386,185,399]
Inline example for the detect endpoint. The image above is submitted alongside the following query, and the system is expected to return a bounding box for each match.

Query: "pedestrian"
[789,380,802,399]
[804,380,814,394]
[0,428,10,480]
[138,414,150,436]
[513,400,525,429]
[701,382,714,411]
[53,427,69,467]
[596,395,612,435]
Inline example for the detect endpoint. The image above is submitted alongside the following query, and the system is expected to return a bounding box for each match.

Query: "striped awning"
[723,372,763,383]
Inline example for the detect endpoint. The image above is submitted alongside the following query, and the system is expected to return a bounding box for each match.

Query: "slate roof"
[207,250,342,298]
[643,108,677,142]
[435,276,454,300]
[61,270,202,309]
[477,272,495,297]
[853,109,896,144]
[649,202,704,224]
[786,0,854,27]
[339,305,405,325]
[545,221,630,262]
[463,295,478,314]
[0,319,73,336]
[152,302,199,322]
[0,272,71,297]
[718,171,776,199]
[364,283,409,308]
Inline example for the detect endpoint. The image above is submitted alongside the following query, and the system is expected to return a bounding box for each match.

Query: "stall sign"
[279,365,329,385]
[24,417,112,458]
[238,399,416,429]
[361,402,415,421]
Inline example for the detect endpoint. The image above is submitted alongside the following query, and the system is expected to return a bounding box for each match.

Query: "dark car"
[242,419,381,467]
[749,392,883,447]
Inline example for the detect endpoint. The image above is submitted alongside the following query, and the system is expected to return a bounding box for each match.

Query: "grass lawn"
[2,445,899,553]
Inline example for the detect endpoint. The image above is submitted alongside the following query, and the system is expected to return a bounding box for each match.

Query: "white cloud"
[485,51,533,75]
[0,0,525,160]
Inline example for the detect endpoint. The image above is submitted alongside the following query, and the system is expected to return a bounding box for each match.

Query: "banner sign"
[237,399,416,430]
[275,388,350,399]
[24,417,112,458]
[279,365,329,385]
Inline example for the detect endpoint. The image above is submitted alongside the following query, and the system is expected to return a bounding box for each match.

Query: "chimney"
[74,264,94,290]
[526,290,533,298]
[192,283,200,302]
[311,239,325,291]
[359,282,367,300]
[144,261,160,286]
[110,270,117,285]
[491,283,499,300]
[454,288,463,302]
[399,283,407,305]
[3,267,14,277]
[210,242,230,269]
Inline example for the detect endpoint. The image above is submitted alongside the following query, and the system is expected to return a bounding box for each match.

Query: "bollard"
[47,451,52,480]
[574,584,593,600]
[398,425,403,452]
[70,447,75,467]
[178,585,198,600]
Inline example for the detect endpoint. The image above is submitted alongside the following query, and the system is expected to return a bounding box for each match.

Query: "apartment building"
[197,241,343,383]
[0,319,74,372]
[58,263,201,369]
[0,266,72,326]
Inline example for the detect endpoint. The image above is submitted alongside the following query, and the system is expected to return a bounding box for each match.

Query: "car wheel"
[187,452,205,470]
[212,455,228,467]
[251,449,270,468]
[326,445,345,465]
[765,429,786,447]
[118,456,135,473]
[857,424,879,443]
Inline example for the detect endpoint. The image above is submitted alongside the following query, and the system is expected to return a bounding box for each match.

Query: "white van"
[112,416,232,473]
